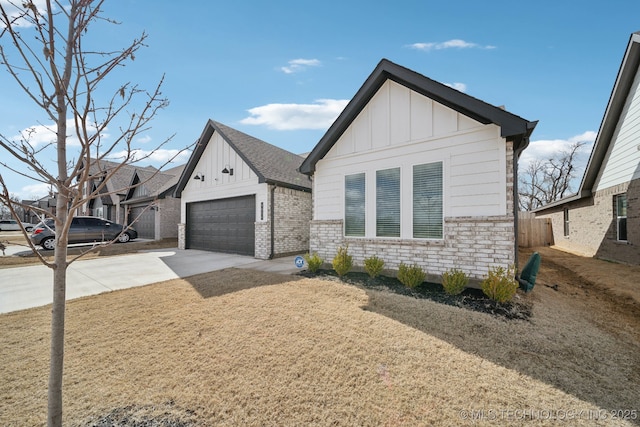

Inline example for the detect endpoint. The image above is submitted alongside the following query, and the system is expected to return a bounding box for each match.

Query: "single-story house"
[534,32,640,265]
[174,120,312,258]
[121,164,185,240]
[299,59,537,281]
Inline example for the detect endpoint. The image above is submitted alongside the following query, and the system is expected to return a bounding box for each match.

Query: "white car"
[0,219,35,232]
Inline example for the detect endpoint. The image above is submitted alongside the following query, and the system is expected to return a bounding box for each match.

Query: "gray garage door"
[130,206,155,239]
[186,195,255,255]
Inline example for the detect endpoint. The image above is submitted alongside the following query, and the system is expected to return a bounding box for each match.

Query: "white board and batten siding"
[596,65,640,191]
[180,131,268,223]
[313,80,508,227]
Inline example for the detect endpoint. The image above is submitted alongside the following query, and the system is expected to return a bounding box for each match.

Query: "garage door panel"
[186,195,255,255]
[130,207,155,239]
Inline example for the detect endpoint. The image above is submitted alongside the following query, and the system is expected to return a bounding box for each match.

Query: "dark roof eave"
[300,59,537,175]
[262,177,312,192]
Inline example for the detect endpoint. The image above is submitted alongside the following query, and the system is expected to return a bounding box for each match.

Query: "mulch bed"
[298,269,532,321]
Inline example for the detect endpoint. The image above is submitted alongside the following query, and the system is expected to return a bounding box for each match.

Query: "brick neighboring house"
[84,159,184,240]
[299,59,537,281]
[174,120,312,259]
[534,32,640,265]
[121,164,185,240]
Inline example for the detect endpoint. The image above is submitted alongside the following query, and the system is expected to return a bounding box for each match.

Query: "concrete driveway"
[0,248,304,314]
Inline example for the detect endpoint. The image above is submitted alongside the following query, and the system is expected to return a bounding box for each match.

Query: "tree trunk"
[47,255,67,427]
[47,190,69,427]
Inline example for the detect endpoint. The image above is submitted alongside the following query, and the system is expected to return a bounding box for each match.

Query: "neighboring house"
[534,32,640,265]
[174,120,312,258]
[84,159,146,223]
[299,59,537,281]
[21,195,56,223]
[84,159,184,240]
[121,164,185,240]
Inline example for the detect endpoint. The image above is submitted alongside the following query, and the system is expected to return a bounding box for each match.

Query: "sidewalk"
[0,248,304,314]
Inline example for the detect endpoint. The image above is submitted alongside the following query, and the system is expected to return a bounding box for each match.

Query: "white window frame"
[412,161,444,240]
[344,172,366,237]
[616,194,627,242]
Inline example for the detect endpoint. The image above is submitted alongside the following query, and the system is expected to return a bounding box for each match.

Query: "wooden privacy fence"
[518,212,554,248]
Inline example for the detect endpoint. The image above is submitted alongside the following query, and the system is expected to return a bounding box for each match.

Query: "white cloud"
[408,39,496,52]
[107,148,192,165]
[240,99,349,130]
[19,183,53,199]
[0,0,50,28]
[13,120,106,147]
[280,58,321,74]
[444,82,467,92]
[519,131,596,167]
[136,135,152,144]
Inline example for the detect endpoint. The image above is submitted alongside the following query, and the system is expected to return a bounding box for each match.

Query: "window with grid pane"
[376,168,400,237]
[345,173,365,236]
[616,194,627,241]
[413,162,443,239]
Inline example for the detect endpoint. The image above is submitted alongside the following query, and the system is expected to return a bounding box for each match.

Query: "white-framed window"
[413,162,443,239]
[616,194,627,241]
[344,173,365,236]
[563,208,569,237]
[343,161,444,240]
[376,168,401,237]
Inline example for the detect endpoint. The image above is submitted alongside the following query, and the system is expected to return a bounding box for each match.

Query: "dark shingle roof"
[299,58,537,174]
[175,120,311,197]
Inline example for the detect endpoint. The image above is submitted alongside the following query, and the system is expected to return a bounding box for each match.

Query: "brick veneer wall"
[159,197,180,239]
[309,217,515,282]
[536,178,639,264]
[254,186,312,260]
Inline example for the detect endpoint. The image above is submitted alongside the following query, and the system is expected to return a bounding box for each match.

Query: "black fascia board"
[300,59,536,174]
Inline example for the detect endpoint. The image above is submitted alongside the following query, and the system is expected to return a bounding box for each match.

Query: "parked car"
[0,219,35,232]
[30,216,138,250]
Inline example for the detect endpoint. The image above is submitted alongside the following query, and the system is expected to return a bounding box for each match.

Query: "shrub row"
[303,246,519,303]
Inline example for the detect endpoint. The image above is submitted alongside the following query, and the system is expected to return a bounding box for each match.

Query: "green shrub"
[304,252,323,273]
[397,263,426,288]
[332,245,353,277]
[441,268,469,295]
[363,255,385,279]
[481,265,518,303]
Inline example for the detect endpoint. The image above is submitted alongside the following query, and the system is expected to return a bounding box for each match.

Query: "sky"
[2,0,640,200]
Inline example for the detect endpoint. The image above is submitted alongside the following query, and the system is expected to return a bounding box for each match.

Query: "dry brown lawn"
[0,248,639,426]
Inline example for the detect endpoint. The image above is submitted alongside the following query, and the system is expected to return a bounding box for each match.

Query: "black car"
[30,216,138,250]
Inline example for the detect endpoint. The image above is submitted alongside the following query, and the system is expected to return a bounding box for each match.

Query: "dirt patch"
[0,248,638,426]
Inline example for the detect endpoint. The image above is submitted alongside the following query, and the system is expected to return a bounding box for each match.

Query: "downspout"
[513,137,527,271]
[269,184,276,259]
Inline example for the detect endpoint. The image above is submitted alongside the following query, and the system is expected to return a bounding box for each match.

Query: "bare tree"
[0,2,179,425]
[0,192,24,219]
[519,141,587,211]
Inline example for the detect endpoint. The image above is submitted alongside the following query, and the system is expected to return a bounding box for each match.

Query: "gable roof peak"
[299,58,537,175]
[174,120,311,197]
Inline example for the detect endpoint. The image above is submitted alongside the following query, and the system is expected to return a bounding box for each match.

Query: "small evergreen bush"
[397,263,426,288]
[363,255,385,279]
[481,265,518,303]
[332,245,353,277]
[441,268,469,295]
[304,252,323,273]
